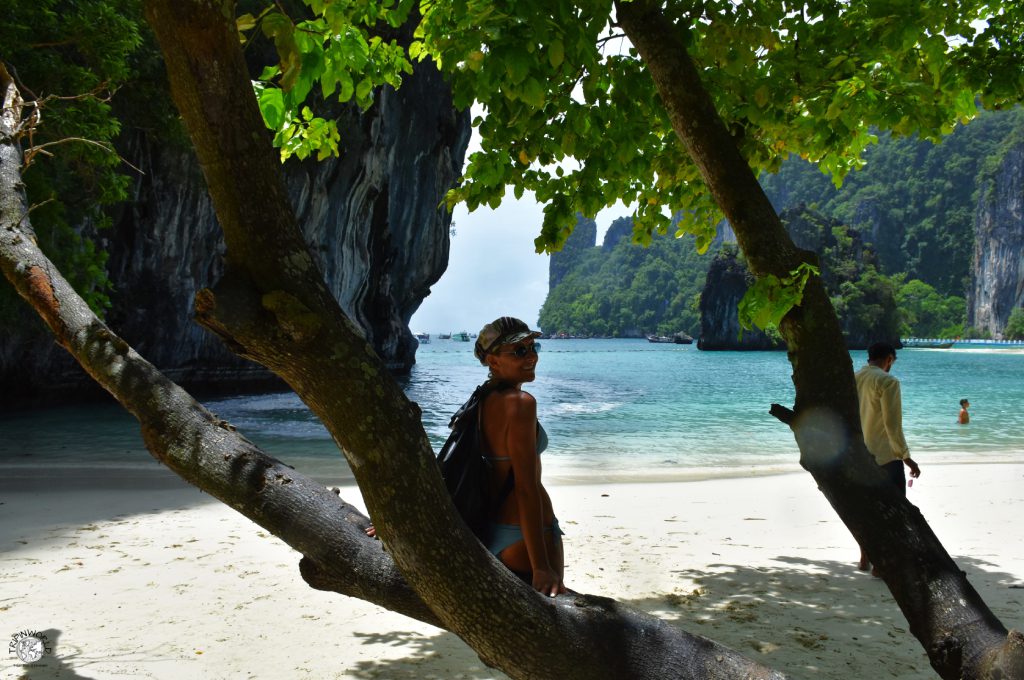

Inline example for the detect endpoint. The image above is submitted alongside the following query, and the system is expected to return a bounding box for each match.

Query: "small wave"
[548,402,620,415]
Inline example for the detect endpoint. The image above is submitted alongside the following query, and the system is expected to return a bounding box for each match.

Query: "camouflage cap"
[474,316,541,364]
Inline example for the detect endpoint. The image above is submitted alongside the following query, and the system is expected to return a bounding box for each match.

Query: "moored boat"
[673,332,694,345]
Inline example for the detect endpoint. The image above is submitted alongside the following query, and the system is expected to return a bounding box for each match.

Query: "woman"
[474,316,566,597]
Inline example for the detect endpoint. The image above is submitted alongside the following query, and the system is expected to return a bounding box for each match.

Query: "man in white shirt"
[854,342,922,573]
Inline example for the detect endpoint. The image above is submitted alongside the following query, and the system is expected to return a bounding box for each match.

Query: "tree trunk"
[2,16,787,680]
[614,2,1024,678]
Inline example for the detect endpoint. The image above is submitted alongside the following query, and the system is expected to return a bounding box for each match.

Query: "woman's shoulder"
[487,386,537,416]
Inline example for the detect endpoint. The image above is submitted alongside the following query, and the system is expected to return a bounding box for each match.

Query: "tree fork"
[615,1,1023,677]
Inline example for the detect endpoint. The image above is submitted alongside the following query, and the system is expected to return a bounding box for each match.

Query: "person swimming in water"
[958,398,970,424]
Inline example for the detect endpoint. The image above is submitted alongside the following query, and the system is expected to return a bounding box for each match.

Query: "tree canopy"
[248,1,1023,252]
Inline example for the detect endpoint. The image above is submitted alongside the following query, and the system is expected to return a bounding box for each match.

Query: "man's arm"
[881,379,920,477]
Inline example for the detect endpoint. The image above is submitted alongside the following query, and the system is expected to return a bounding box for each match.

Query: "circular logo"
[9,631,50,664]
[15,635,44,663]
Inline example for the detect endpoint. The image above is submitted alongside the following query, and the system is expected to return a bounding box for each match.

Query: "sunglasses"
[496,343,541,358]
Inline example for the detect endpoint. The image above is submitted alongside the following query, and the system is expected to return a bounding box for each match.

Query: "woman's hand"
[532,567,566,598]
[365,525,376,538]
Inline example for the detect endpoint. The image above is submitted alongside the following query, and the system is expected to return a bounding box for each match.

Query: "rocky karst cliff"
[697,207,900,350]
[0,60,470,408]
[697,248,783,351]
[967,140,1024,337]
[548,215,597,289]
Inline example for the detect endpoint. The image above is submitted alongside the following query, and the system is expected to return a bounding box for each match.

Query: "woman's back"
[481,386,554,526]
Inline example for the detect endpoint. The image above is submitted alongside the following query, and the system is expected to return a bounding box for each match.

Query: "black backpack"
[436,382,515,542]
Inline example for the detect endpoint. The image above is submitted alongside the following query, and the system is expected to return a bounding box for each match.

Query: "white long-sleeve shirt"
[854,364,910,465]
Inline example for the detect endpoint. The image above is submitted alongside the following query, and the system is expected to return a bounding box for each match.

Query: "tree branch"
[1,63,436,628]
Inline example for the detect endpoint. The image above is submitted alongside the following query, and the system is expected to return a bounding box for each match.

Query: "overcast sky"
[409,195,631,334]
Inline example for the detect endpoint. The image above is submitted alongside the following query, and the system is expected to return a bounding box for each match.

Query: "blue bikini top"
[488,423,547,461]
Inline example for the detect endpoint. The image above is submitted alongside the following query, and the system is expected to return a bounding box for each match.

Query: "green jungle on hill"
[539,107,1024,341]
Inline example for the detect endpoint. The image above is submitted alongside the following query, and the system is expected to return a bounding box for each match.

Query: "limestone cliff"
[697,248,782,350]
[0,61,470,408]
[698,207,899,350]
[601,216,633,252]
[967,141,1024,337]
[549,215,597,289]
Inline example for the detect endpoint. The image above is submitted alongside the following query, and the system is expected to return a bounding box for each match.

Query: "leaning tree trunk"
[614,2,1024,679]
[2,22,786,680]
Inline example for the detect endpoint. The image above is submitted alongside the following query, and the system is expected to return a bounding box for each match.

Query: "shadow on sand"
[334,554,1022,680]
[6,629,94,680]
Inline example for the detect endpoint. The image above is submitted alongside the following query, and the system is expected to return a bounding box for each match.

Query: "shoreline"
[2,462,1022,678]
[3,454,1023,488]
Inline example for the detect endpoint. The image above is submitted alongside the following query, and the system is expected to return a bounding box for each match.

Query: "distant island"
[539,107,1024,348]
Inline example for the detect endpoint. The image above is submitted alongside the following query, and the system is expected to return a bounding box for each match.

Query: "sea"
[1,340,1022,484]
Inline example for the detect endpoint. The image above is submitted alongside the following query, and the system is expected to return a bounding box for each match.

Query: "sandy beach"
[2,462,1022,679]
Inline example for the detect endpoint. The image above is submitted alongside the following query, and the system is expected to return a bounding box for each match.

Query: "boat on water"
[415,331,430,344]
[452,331,471,341]
[438,333,451,340]
[649,332,694,344]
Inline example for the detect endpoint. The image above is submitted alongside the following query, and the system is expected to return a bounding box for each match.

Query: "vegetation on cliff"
[759,107,1024,298]
[540,109,1023,340]
[539,215,710,337]
[1005,307,1024,340]
[0,0,148,319]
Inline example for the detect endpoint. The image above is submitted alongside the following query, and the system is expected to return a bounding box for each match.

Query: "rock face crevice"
[0,59,470,408]
[967,141,1024,337]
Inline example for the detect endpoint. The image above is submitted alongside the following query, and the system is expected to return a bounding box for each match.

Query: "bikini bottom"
[487,518,563,556]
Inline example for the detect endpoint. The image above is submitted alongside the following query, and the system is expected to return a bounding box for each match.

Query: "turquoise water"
[1,341,1023,482]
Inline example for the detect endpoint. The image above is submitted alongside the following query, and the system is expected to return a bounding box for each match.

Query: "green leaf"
[549,39,564,68]
[505,50,531,85]
[521,78,545,109]
[257,87,286,129]
[337,70,355,102]
[261,12,292,39]
[355,76,373,103]
[236,13,257,32]
[737,263,820,332]
[258,64,281,80]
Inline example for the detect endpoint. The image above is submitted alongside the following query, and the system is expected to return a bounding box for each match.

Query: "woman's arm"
[503,391,562,596]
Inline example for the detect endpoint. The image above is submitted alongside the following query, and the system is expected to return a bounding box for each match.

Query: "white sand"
[2,463,1022,679]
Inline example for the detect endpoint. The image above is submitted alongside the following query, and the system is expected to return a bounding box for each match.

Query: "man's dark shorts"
[882,460,907,497]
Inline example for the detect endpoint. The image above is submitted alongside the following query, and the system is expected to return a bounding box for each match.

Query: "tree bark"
[614,2,1024,679]
[2,15,788,680]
